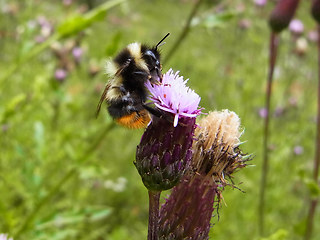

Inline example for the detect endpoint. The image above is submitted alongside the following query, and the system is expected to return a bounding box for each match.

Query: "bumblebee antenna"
[155,33,170,50]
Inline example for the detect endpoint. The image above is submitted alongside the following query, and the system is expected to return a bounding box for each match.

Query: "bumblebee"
[96,33,170,129]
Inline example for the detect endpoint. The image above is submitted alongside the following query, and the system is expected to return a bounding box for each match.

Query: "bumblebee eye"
[144,50,157,60]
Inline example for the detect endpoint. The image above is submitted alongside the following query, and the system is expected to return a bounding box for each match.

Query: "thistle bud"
[135,69,202,191]
[312,0,320,24]
[159,175,217,240]
[269,0,300,33]
[159,110,249,239]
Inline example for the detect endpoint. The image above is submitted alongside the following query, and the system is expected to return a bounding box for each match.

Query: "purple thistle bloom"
[294,145,304,155]
[289,19,304,35]
[159,175,217,240]
[54,68,67,82]
[145,69,201,127]
[254,0,267,7]
[308,30,318,43]
[135,69,201,191]
[63,0,73,6]
[258,107,268,119]
[72,47,83,62]
[0,234,13,240]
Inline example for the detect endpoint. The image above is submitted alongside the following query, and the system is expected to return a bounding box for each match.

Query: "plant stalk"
[304,24,320,240]
[259,31,279,236]
[163,0,204,64]
[148,190,161,240]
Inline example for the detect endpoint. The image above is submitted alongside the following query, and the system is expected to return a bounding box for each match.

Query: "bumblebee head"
[142,49,162,83]
[142,33,170,83]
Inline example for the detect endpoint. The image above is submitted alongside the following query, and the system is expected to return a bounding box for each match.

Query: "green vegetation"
[0,0,319,239]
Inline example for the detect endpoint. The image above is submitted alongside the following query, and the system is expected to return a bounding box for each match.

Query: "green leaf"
[0,94,27,123]
[35,207,112,230]
[192,12,236,29]
[259,229,289,240]
[57,0,126,37]
[305,179,320,198]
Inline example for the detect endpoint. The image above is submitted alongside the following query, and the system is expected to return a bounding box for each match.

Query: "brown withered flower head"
[159,110,250,240]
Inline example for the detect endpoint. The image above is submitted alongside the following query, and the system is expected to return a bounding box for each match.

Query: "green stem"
[163,0,204,64]
[148,190,161,240]
[14,123,115,237]
[304,24,320,240]
[259,31,279,236]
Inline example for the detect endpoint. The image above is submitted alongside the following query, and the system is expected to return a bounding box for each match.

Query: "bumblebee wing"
[96,83,111,118]
[96,60,130,118]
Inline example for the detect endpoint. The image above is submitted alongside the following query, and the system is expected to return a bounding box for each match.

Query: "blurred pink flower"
[54,68,67,81]
[294,146,304,155]
[63,0,73,6]
[72,47,83,62]
[308,30,318,42]
[254,0,267,7]
[258,107,268,118]
[289,19,304,35]
[0,234,13,240]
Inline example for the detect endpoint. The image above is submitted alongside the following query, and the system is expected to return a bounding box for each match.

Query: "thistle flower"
[192,110,247,183]
[135,69,201,191]
[145,69,202,127]
[0,234,13,240]
[72,46,83,63]
[289,19,304,36]
[312,0,320,24]
[254,0,267,7]
[54,68,67,82]
[269,0,300,33]
[159,110,249,239]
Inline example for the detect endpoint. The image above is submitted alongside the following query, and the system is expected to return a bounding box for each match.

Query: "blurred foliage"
[0,0,319,239]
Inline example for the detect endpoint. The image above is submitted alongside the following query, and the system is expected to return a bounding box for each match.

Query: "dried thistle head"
[192,110,248,185]
[159,110,250,240]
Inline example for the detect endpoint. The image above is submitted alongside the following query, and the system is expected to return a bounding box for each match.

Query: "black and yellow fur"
[96,33,170,129]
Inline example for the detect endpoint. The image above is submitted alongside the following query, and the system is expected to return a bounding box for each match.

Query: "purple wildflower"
[72,47,83,62]
[54,68,67,82]
[289,19,304,35]
[135,69,201,191]
[145,69,201,127]
[63,0,73,6]
[308,30,318,43]
[37,16,53,38]
[34,35,46,43]
[254,0,267,7]
[258,107,268,119]
[0,234,13,240]
[294,145,304,155]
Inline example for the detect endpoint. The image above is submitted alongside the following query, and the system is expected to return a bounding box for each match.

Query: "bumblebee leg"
[142,104,163,118]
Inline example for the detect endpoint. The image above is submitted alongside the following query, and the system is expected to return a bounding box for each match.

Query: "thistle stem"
[148,190,161,240]
[259,31,279,236]
[304,24,320,240]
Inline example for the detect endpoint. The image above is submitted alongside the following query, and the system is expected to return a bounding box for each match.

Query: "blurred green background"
[1,0,319,239]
